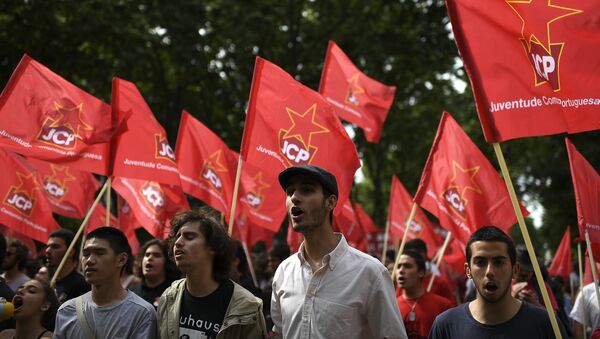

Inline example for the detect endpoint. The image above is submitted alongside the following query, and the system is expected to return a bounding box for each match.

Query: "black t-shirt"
[178,280,234,339]
[429,301,567,339]
[130,280,172,309]
[55,269,90,304]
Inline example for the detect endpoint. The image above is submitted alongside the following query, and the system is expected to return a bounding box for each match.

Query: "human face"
[2,246,17,270]
[35,266,49,282]
[81,238,126,285]
[172,222,214,274]
[396,255,424,291]
[46,237,68,269]
[466,241,517,304]
[142,244,166,281]
[12,280,49,319]
[285,174,334,233]
[267,255,281,274]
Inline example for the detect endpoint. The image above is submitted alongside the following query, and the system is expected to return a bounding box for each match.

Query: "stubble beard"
[476,280,510,304]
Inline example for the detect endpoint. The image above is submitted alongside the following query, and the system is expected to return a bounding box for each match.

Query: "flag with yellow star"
[319,41,396,143]
[413,112,528,245]
[447,0,600,142]
[241,57,360,215]
[0,54,114,174]
[0,149,59,243]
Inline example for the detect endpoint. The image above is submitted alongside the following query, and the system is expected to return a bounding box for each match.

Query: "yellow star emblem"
[282,104,329,150]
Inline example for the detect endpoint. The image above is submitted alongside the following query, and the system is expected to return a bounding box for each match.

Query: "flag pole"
[381,220,391,265]
[227,155,244,235]
[391,203,418,283]
[105,177,112,225]
[584,231,600,308]
[577,242,587,339]
[427,232,452,292]
[241,241,258,288]
[51,180,109,288]
[492,142,562,339]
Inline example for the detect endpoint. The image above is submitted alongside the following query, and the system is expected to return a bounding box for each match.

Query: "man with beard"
[46,229,90,303]
[272,165,407,339]
[429,226,567,338]
[1,241,30,292]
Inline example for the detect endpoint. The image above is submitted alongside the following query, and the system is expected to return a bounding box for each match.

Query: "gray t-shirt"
[53,290,157,339]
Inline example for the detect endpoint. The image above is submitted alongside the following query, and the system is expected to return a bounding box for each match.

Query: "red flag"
[0,150,59,243]
[443,236,466,275]
[240,57,360,214]
[238,161,286,233]
[117,196,140,255]
[26,158,100,219]
[86,203,118,234]
[234,210,275,249]
[354,203,378,234]
[388,175,442,258]
[0,55,113,174]
[446,0,600,142]
[334,200,367,251]
[414,112,528,246]
[175,111,239,218]
[111,78,181,185]
[112,177,189,239]
[566,138,600,243]
[319,41,396,143]
[548,226,572,283]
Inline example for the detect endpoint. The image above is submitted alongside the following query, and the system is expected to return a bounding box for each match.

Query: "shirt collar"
[297,233,349,271]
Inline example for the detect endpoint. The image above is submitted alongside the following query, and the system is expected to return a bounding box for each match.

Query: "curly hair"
[168,208,234,282]
[137,239,180,286]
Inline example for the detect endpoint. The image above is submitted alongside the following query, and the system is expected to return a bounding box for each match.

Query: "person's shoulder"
[434,303,468,323]
[519,301,552,320]
[231,281,262,307]
[57,291,89,313]
[345,246,387,273]
[425,291,453,305]
[125,290,157,314]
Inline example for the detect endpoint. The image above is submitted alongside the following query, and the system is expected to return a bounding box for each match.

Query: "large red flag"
[354,202,378,234]
[319,41,396,143]
[26,158,100,219]
[0,55,113,174]
[388,175,441,258]
[112,177,189,239]
[334,200,367,251]
[414,112,528,246]
[175,111,239,218]
[0,150,59,243]
[446,0,600,142]
[548,226,572,283]
[240,57,360,214]
[566,138,600,244]
[111,78,181,185]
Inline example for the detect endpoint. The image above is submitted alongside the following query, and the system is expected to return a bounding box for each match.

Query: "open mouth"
[144,263,154,271]
[484,282,498,293]
[12,296,23,311]
[174,250,184,259]
[397,276,406,285]
[290,206,303,219]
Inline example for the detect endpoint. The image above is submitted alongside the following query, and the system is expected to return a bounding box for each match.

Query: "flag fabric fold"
[334,200,367,251]
[548,226,572,283]
[319,41,396,143]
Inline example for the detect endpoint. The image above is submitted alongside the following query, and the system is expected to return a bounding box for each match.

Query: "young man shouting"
[54,227,157,338]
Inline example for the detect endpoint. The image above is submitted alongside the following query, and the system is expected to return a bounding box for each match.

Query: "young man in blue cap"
[271,165,407,339]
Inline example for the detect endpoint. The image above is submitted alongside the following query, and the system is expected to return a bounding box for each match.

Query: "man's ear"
[512,262,520,280]
[465,262,471,279]
[326,195,337,210]
[117,252,128,269]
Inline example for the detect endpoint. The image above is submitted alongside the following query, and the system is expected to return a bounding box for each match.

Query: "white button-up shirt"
[271,234,407,339]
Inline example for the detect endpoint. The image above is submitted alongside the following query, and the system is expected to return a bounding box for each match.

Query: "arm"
[130,317,158,339]
[365,268,407,339]
[573,321,585,339]
[270,271,283,338]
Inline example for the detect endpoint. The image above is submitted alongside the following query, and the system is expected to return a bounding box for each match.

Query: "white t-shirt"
[53,290,157,339]
[570,282,600,335]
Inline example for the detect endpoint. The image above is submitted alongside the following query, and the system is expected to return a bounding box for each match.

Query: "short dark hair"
[86,227,132,274]
[137,239,180,285]
[466,226,516,266]
[37,278,59,331]
[9,241,29,270]
[405,238,427,257]
[401,250,426,272]
[168,209,234,282]
[268,243,291,262]
[49,229,79,261]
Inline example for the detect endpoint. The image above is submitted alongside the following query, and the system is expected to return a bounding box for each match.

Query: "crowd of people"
[0,164,596,338]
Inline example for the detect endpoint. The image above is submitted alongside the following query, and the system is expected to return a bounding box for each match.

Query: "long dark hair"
[36,278,59,331]
[137,239,180,286]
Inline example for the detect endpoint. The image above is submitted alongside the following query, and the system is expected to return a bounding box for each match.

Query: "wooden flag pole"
[427,232,452,292]
[381,220,391,265]
[105,177,112,225]
[492,142,562,339]
[51,180,109,288]
[241,241,259,288]
[391,203,418,283]
[584,231,600,308]
[227,156,244,236]
[577,242,587,339]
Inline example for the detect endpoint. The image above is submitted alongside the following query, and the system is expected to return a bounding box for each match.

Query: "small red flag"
[86,203,118,234]
[111,78,181,185]
[566,139,600,243]
[414,112,528,246]
[112,177,189,239]
[446,0,600,142]
[26,158,100,219]
[388,175,441,258]
[443,236,466,274]
[548,226,572,283]
[0,150,59,243]
[354,202,378,234]
[175,111,239,218]
[234,210,275,249]
[319,41,396,143]
[240,57,360,214]
[0,55,113,174]
[334,200,367,251]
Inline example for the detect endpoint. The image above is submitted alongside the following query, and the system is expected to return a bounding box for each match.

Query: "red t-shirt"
[422,273,456,306]
[397,291,453,339]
